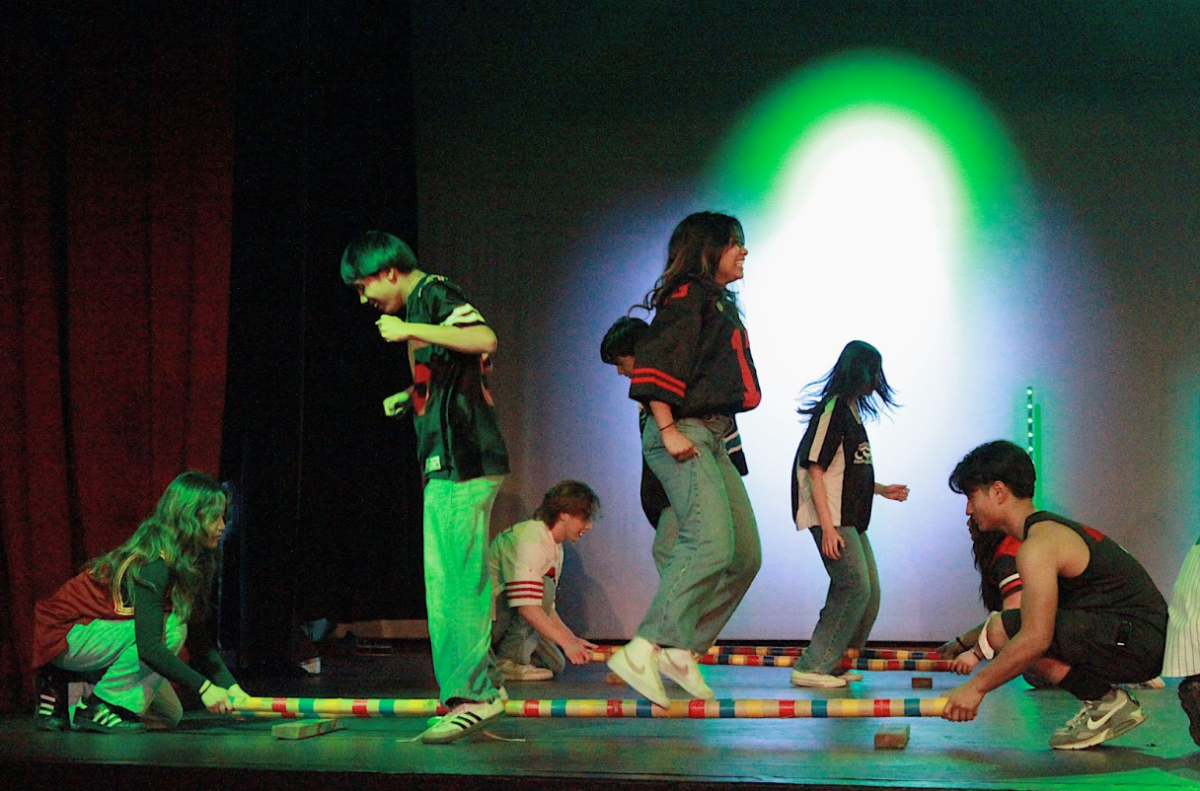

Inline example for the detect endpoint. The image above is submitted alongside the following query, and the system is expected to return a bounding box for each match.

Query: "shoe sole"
[71,719,146,734]
[36,717,69,732]
[420,708,505,745]
[607,651,670,707]
[1050,709,1147,750]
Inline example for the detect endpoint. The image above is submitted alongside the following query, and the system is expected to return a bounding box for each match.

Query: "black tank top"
[1025,511,1166,629]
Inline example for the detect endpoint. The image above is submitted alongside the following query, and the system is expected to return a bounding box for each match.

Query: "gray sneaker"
[1049,688,1146,750]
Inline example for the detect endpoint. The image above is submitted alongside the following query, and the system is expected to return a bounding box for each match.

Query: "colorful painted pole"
[232,696,948,719]
[594,645,946,662]
[697,655,956,673]
[590,651,954,672]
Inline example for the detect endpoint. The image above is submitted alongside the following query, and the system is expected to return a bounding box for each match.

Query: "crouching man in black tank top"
[940,440,1167,750]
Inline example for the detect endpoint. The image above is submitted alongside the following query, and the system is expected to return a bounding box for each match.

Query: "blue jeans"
[492,576,566,674]
[794,526,880,673]
[651,502,679,575]
[424,475,505,703]
[638,416,761,653]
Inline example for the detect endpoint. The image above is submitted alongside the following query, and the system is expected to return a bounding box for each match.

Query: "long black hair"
[798,340,897,420]
[969,519,1007,612]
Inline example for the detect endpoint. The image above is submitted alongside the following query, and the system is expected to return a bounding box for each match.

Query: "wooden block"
[874,723,910,750]
[911,676,933,689]
[605,672,624,685]
[272,718,344,740]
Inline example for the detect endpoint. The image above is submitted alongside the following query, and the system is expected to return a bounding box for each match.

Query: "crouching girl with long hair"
[33,471,247,732]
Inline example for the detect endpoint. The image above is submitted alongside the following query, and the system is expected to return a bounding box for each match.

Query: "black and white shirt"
[791,396,875,532]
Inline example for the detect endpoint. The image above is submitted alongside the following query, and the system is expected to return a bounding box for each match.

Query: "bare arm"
[650,400,697,461]
[516,605,598,665]
[874,482,910,501]
[943,536,1061,721]
[808,464,844,560]
[377,316,497,354]
[942,591,1022,672]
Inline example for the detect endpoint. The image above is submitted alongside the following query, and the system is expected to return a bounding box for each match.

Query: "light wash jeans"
[651,503,679,575]
[491,576,566,674]
[53,612,187,725]
[794,526,880,674]
[424,475,506,703]
[638,416,761,653]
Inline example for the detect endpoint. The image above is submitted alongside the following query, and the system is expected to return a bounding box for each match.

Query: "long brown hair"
[88,471,226,623]
[638,212,744,311]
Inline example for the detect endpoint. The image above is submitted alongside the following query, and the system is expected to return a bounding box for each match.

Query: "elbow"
[476,327,498,355]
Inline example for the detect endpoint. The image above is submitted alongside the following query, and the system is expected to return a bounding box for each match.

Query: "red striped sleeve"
[630,367,687,398]
[505,580,545,607]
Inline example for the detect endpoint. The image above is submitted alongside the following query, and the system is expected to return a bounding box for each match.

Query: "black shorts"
[1000,608,1165,684]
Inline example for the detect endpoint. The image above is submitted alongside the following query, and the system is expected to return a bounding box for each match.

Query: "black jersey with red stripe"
[628,279,761,418]
[405,274,510,481]
[990,535,1022,600]
[1024,511,1166,628]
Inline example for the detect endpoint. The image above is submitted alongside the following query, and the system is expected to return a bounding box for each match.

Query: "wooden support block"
[911,676,933,689]
[605,672,624,685]
[271,718,344,740]
[874,723,910,750]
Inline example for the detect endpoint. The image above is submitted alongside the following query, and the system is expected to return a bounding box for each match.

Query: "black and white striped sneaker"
[72,694,145,734]
[420,697,505,744]
[34,668,69,732]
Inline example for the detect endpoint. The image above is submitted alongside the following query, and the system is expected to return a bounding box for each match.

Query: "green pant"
[424,475,505,703]
[53,613,186,726]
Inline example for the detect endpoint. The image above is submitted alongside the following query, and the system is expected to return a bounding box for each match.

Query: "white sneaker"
[606,637,670,707]
[658,648,714,699]
[1048,688,1146,750]
[790,670,848,689]
[496,658,553,682]
[420,697,505,745]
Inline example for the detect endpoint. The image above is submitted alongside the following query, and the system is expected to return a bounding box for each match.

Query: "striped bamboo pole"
[700,655,955,672]
[231,696,948,719]
[594,645,945,662]
[590,651,954,672]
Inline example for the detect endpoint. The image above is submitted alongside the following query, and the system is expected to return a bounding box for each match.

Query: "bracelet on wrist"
[199,680,212,695]
[954,636,968,651]
[658,422,675,432]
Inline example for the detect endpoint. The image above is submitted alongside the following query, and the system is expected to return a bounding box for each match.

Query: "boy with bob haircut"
[342,231,509,745]
[941,440,1166,750]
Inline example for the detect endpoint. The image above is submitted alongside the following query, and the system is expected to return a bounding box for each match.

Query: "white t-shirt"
[490,519,563,611]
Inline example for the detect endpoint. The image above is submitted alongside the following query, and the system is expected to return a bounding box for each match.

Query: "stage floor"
[5,641,1200,791]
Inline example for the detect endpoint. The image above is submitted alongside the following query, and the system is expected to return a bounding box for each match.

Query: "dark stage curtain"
[220,0,425,669]
[0,4,234,713]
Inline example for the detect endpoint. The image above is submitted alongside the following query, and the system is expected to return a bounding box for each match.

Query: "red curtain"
[0,4,233,712]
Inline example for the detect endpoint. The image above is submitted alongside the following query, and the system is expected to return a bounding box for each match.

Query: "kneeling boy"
[491,481,600,680]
